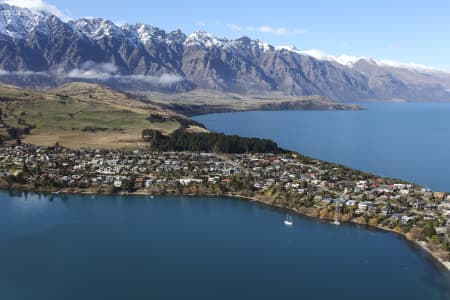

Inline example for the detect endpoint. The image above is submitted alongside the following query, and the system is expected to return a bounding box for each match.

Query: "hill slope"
[0,82,196,149]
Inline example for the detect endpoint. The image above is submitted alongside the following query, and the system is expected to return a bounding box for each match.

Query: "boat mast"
[335,201,340,223]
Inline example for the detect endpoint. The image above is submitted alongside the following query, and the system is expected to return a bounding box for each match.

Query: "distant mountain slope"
[1,3,450,102]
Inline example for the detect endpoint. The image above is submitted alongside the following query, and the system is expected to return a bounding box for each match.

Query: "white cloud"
[0,69,50,76]
[61,61,184,86]
[227,24,307,36]
[2,0,70,20]
[65,62,119,80]
[118,74,184,86]
[0,64,185,87]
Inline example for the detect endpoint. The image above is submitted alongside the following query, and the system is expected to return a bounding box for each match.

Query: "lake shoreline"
[194,104,450,192]
[2,185,449,272]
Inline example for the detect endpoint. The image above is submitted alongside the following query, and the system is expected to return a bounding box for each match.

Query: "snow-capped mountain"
[74,18,124,40]
[293,48,444,73]
[0,3,52,38]
[1,3,450,102]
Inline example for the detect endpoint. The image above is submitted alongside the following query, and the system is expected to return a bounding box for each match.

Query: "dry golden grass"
[50,82,173,115]
[0,82,192,149]
[184,125,209,133]
[22,129,148,150]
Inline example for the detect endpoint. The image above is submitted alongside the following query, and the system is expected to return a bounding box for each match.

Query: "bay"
[0,191,449,299]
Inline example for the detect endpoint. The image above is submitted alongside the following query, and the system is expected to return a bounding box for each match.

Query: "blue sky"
[6,0,450,69]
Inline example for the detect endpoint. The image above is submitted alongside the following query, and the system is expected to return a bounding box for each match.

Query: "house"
[179,178,203,185]
[346,200,357,207]
[390,214,402,222]
[145,179,153,188]
[401,215,415,224]
[413,200,424,209]
[399,189,409,195]
[435,227,447,236]
[356,181,368,189]
[434,192,446,199]
[358,201,373,210]
[322,198,333,205]
[393,184,406,190]
[355,208,366,215]
[208,177,219,183]
[367,205,377,214]
[381,206,391,215]
[179,179,193,185]
[113,179,122,188]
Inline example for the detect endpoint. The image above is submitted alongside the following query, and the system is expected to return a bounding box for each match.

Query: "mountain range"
[1,3,450,102]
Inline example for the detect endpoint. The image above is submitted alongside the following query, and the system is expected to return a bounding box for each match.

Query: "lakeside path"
[1,143,449,271]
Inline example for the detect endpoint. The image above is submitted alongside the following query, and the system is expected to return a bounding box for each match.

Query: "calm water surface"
[195,103,450,191]
[0,191,449,300]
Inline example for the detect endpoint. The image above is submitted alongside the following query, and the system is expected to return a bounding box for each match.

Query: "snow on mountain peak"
[2,0,68,20]
[290,49,366,65]
[275,45,301,53]
[133,23,165,44]
[256,40,273,52]
[0,2,51,38]
[0,3,447,75]
[285,48,446,73]
[75,17,123,39]
[185,31,231,49]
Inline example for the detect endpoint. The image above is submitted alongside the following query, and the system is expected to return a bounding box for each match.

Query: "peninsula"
[0,82,449,270]
[1,142,449,270]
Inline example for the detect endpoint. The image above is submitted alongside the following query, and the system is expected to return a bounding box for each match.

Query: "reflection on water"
[0,191,449,300]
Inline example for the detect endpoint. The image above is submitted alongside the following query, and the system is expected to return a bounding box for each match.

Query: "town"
[0,143,449,263]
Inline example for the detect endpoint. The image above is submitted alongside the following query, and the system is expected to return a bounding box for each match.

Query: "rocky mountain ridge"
[1,3,450,102]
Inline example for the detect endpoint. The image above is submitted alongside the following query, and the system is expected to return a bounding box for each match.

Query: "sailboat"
[332,202,341,225]
[284,214,293,226]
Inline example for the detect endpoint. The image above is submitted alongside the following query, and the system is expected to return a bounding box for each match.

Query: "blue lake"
[0,191,449,300]
[195,103,450,191]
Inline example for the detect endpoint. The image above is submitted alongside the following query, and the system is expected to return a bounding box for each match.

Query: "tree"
[7,127,21,139]
[406,227,425,241]
[142,129,283,154]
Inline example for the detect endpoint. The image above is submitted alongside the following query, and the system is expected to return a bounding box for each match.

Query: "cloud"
[1,62,185,86]
[65,62,119,80]
[117,74,184,86]
[2,0,70,20]
[0,69,50,76]
[227,24,307,35]
[62,61,184,86]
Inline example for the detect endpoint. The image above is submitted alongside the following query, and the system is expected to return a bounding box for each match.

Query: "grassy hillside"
[137,89,361,116]
[0,83,195,149]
